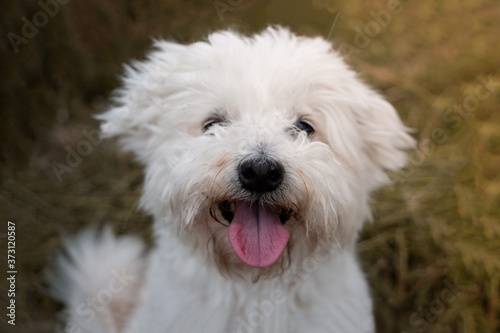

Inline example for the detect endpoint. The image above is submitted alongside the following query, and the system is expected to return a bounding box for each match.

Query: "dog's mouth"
[217,200,291,268]
[218,201,292,225]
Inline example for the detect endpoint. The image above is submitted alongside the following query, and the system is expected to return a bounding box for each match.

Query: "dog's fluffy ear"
[358,90,415,170]
[353,88,416,189]
[97,40,187,163]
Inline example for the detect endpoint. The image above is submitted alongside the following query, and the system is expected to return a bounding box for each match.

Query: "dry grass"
[1,0,499,332]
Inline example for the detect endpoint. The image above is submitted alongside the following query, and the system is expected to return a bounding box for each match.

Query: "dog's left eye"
[295,121,315,136]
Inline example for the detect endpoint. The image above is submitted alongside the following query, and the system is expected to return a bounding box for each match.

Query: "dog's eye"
[203,118,225,132]
[295,121,315,136]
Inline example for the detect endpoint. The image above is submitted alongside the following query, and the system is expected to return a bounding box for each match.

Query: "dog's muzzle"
[220,157,290,268]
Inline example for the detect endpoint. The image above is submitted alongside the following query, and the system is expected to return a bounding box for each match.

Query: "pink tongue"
[228,201,290,268]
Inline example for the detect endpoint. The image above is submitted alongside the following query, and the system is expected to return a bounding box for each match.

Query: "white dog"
[51,26,415,333]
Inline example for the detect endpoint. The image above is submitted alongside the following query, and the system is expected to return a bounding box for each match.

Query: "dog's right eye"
[203,118,225,132]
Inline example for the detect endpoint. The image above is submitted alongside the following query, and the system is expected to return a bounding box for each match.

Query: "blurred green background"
[1,0,499,332]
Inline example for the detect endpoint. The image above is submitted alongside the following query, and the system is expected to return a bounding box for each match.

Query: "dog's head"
[99,27,414,275]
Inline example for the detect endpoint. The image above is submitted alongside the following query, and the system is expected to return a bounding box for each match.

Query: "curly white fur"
[51,26,415,333]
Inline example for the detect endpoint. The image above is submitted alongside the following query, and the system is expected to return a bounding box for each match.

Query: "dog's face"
[100,27,414,275]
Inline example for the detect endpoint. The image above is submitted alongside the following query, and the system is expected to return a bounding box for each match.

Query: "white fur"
[52,26,415,333]
[49,229,145,333]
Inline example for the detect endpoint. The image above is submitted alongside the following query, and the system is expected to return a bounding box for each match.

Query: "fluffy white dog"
[51,26,415,333]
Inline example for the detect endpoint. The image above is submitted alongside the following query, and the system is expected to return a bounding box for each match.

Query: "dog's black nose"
[238,158,284,193]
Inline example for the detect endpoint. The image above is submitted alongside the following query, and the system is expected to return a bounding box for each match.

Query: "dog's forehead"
[191,59,325,123]
[152,30,363,133]
[183,34,339,111]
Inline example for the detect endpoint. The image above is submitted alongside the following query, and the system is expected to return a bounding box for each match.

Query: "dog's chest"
[125,247,374,333]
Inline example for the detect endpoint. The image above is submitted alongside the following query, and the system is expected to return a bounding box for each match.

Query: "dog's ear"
[97,40,187,163]
[345,87,416,190]
[357,90,415,170]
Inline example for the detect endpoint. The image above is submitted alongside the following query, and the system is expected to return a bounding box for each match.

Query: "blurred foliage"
[1,0,499,332]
